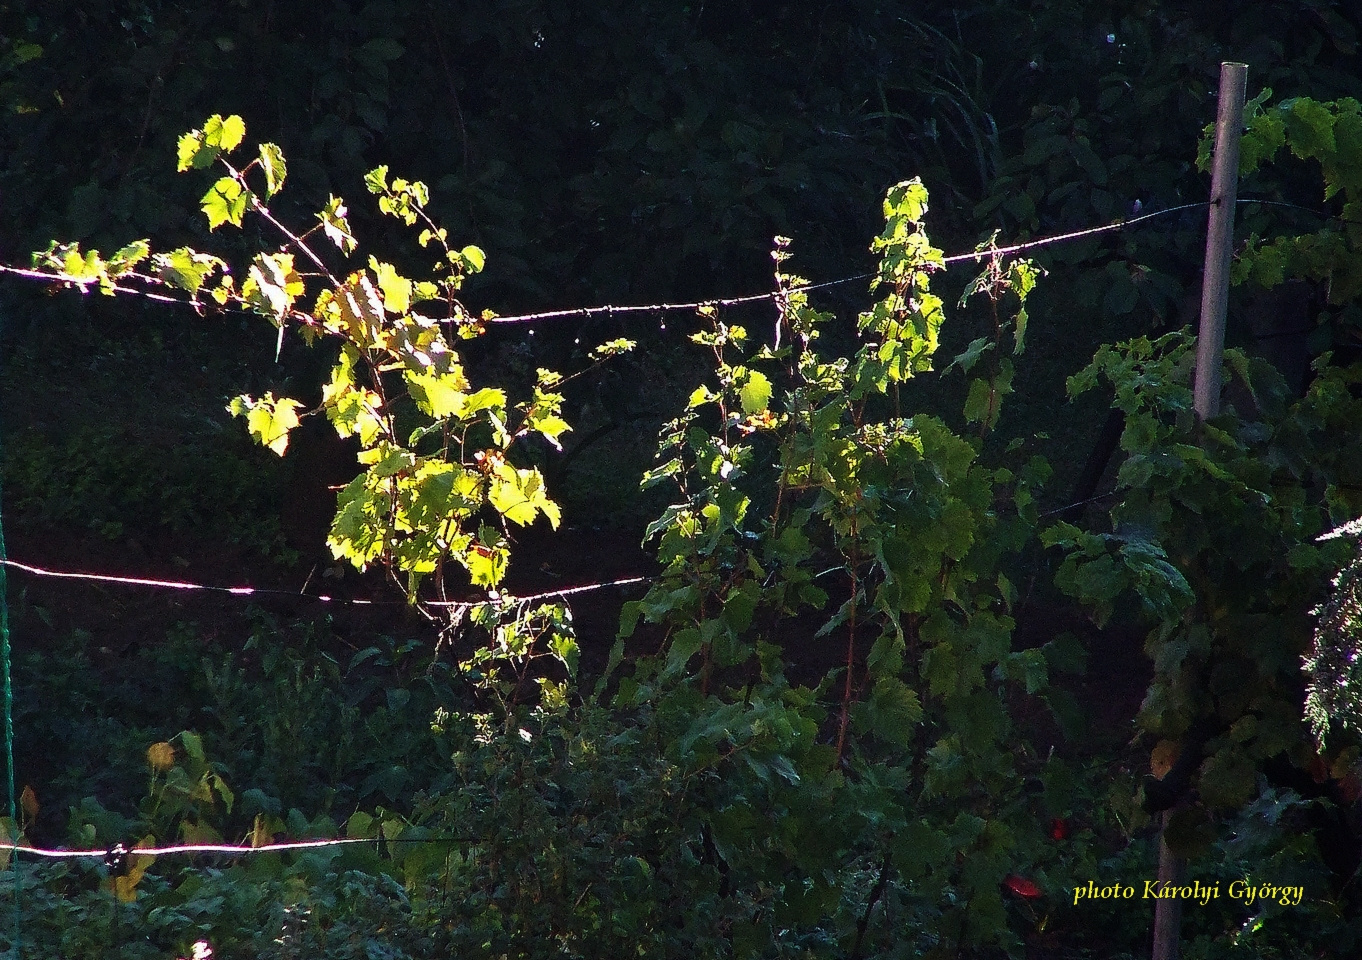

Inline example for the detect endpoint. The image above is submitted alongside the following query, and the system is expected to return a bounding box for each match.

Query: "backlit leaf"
[201,176,248,230]
[229,393,303,455]
[738,370,773,415]
[258,142,287,199]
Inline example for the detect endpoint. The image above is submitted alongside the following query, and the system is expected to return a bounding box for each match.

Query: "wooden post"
[1154,61,1250,960]
[1193,62,1249,421]
[1151,808,1188,960]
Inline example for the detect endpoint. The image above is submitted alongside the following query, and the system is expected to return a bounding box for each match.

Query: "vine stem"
[835,533,861,764]
[849,852,892,960]
[223,158,341,289]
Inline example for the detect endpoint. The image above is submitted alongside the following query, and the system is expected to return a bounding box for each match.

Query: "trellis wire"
[0,199,1224,330]
[0,558,647,610]
[0,198,1335,331]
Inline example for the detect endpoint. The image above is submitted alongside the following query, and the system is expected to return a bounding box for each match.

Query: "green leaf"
[963,377,996,425]
[687,385,715,409]
[179,730,206,763]
[108,240,150,275]
[328,475,388,570]
[364,165,389,195]
[948,337,992,374]
[463,388,507,416]
[460,245,486,273]
[205,114,246,152]
[665,627,704,676]
[860,677,923,746]
[884,178,930,224]
[318,196,357,254]
[154,247,225,294]
[229,392,303,455]
[371,259,412,314]
[488,468,559,528]
[531,414,572,449]
[257,142,287,199]
[242,252,304,322]
[738,370,773,415]
[406,370,470,418]
[201,176,248,230]
[465,537,508,587]
[1283,97,1337,160]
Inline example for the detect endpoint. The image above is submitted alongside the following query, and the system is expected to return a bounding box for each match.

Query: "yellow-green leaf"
[406,371,469,418]
[371,258,412,314]
[318,195,357,254]
[738,370,773,415]
[243,252,304,322]
[205,113,246,152]
[258,142,287,199]
[460,245,486,273]
[154,247,225,294]
[201,176,248,230]
[229,392,303,455]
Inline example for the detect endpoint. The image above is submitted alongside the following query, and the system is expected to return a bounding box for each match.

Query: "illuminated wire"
[426,575,650,607]
[0,198,1233,329]
[2,837,374,860]
[0,558,647,609]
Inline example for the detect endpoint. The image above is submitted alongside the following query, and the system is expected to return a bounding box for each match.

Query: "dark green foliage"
[9,7,1362,958]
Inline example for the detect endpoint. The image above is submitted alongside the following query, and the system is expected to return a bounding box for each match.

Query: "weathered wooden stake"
[1154,61,1249,960]
[1151,808,1188,960]
[1192,62,1249,421]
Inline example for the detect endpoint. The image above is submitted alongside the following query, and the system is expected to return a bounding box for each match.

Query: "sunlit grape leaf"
[531,414,571,449]
[371,258,412,314]
[258,142,287,199]
[364,165,389,194]
[201,176,248,230]
[465,537,508,587]
[329,475,389,570]
[243,252,304,323]
[228,393,303,455]
[60,244,103,283]
[154,247,225,294]
[206,114,245,151]
[460,245,486,273]
[107,240,150,275]
[406,370,471,418]
[489,473,540,526]
[738,370,773,415]
[176,130,215,172]
[337,273,385,344]
[318,195,357,254]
